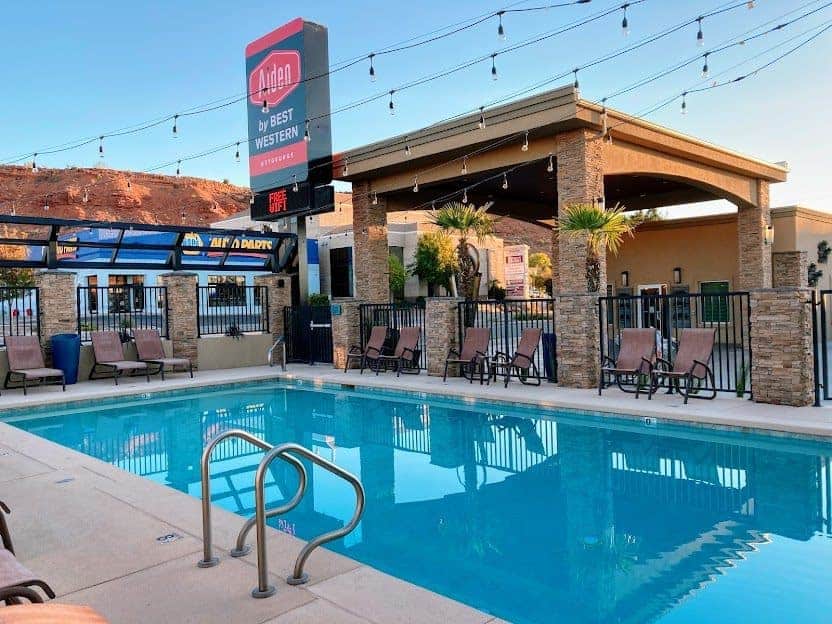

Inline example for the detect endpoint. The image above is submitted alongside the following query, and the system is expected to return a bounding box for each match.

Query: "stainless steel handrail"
[197,429,306,568]
[267,336,286,370]
[251,443,365,598]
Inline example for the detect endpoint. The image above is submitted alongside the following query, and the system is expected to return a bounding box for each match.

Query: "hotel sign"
[251,183,335,221]
[245,18,332,194]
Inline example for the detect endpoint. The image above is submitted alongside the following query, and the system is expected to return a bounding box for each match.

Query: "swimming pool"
[4,380,832,623]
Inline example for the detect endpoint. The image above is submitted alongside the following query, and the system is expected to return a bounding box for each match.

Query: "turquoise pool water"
[4,381,832,623]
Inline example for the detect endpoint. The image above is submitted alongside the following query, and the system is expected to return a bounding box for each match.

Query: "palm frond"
[556,202,635,256]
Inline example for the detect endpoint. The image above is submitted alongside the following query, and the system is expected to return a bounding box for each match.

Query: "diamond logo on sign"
[249,51,301,109]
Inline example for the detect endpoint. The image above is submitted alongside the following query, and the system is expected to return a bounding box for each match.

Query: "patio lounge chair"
[0,501,55,605]
[490,327,543,388]
[599,328,656,397]
[649,328,716,404]
[90,331,150,385]
[443,326,490,385]
[344,325,388,373]
[133,329,193,380]
[374,327,421,377]
[3,336,65,395]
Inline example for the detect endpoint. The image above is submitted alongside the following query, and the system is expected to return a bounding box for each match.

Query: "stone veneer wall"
[772,251,808,288]
[425,298,462,376]
[253,274,292,340]
[750,288,814,407]
[352,181,388,302]
[331,299,363,370]
[555,294,600,389]
[34,271,78,365]
[158,272,198,369]
[737,180,772,290]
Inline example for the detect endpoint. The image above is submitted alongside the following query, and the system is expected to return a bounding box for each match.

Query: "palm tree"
[430,202,495,299]
[556,202,635,292]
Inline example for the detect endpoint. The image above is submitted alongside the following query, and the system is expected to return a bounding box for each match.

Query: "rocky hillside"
[0,165,250,226]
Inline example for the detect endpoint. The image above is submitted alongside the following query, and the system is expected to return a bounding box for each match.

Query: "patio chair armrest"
[347,345,363,354]
[446,347,460,359]
[474,350,488,360]
[365,345,382,356]
[691,358,713,377]
[401,346,417,357]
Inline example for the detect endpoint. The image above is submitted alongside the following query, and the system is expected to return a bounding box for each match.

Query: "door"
[637,284,668,334]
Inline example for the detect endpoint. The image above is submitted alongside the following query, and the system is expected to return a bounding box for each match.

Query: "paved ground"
[0,363,829,623]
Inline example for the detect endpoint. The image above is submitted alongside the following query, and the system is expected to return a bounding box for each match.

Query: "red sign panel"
[248,50,301,109]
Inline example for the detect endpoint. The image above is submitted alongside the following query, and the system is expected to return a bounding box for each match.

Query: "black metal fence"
[598,291,752,395]
[359,302,427,369]
[0,287,40,346]
[197,285,268,336]
[77,286,167,342]
[283,305,333,363]
[812,289,832,405]
[458,299,557,382]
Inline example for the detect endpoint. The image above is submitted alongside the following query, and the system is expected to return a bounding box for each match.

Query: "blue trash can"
[51,333,81,385]
[542,332,557,383]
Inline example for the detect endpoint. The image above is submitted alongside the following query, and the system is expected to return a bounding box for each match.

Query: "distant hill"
[0,165,250,226]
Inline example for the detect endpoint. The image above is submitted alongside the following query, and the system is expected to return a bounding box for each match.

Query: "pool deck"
[0,364,830,623]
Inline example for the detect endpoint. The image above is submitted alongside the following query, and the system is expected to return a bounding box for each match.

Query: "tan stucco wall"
[197,334,273,370]
[777,206,832,290]
[606,215,739,292]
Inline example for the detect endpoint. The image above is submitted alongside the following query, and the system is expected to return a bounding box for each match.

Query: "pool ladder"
[267,336,287,370]
[197,430,365,598]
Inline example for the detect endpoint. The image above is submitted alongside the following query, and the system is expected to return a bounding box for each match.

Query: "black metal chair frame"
[443,348,490,385]
[344,343,383,374]
[599,355,657,397]
[649,355,717,404]
[143,359,194,381]
[491,351,541,388]
[374,347,421,377]
[89,362,151,385]
[3,370,65,395]
[0,501,56,605]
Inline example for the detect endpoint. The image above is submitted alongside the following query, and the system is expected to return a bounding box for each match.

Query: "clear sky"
[2,0,830,213]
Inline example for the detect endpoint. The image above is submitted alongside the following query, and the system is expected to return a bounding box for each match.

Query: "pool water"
[5,381,832,623]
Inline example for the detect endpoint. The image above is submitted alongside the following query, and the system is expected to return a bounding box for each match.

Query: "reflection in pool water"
[7,383,832,623]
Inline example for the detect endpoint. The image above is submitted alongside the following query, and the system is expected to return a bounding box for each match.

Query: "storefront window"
[208,275,246,307]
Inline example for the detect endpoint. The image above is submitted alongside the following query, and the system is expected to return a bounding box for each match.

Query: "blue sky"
[2,0,830,211]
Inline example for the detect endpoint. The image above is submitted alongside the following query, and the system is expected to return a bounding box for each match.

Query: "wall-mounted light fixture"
[673,267,682,284]
[621,271,629,287]
[764,224,774,246]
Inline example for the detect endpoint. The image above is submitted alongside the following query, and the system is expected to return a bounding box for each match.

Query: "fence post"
[426,297,462,376]
[34,271,78,365]
[158,272,199,370]
[254,274,292,342]
[555,293,601,389]
[332,299,363,370]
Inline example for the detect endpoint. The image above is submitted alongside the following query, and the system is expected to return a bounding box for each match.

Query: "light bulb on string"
[497,11,506,40]
[573,69,580,90]
[176,160,181,177]
[461,156,468,176]
[98,136,104,158]
[235,142,241,163]
[621,4,630,37]
[31,154,38,173]
[369,53,376,82]
[501,172,509,191]
[404,137,411,157]
[372,191,379,206]
[172,114,178,137]
[681,92,688,115]
[491,55,498,81]
[304,120,311,143]
[413,175,419,193]
[521,131,529,152]
[431,201,436,212]
[127,179,131,190]
[747,1,755,8]
[701,53,709,78]
[82,188,89,203]
[249,192,255,206]
[342,157,349,176]
[292,175,299,192]
[601,98,609,136]
[389,91,395,115]
[462,188,468,204]
[547,154,554,174]
[478,107,486,130]
[696,17,704,47]
[43,196,49,212]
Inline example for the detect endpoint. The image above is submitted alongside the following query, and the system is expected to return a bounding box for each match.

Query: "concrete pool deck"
[0,364,830,622]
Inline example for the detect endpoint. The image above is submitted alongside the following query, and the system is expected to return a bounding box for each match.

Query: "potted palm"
[430,202,495,300]
[556,203,635,293]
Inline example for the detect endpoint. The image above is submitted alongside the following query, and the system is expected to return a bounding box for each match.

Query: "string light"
[292,174,299,192]
[43,196,49,212]
[304,120,311,143]
[601,98,609,136]
[412,175,419,193]
[696,17,704,47]
[172,114,178,137]
[461,156,468,175]
[681,92,688,115]
[462,188,468,203]
[342,157,349,176]
[573,68,580,89]
[369,53,376,82]
[497,11,506,41]
[261,88,269,114]
[701,52,710,78]
[747,1,755,8]
[478,107,486,129]
[127,179,131,190]
[501,172,509,190]
[249,192,255,205]
[491,54,498,80]
[389,90,395,115]
[176,160,181,176]
[431,201,436,211]
[31,154,37,173]
[82,188,89,203]
[521,130,529,152]
[372,191,378,205]
[235,142,240,162]
[404,137,412,157]
[621,3,630,37]
[98,136,104,157]
[547,154,554,173]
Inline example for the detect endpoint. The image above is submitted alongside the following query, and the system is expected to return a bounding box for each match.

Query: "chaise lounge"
[90,331,150,385]
[0,500,55,605]
[443,326,490,385]
[3,336,65,395]
[599,328,657,397]
[490,327,543,387]
[649,327,717,404]
[344,325,388,373]
[133,329,193,380]
[374,327,421,377]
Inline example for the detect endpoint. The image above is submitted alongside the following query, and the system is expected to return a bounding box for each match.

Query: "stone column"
[34,270,78,362]
[158,272,198,369]
[352,180,388,302]
[737,180,772,290]
[553,130,605,389]
[331,298,363,370]
[253,273,292,340]
[772,251,808,288]
[750,288,814,406]
[554,128,606,294]
[425,297,462,376]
